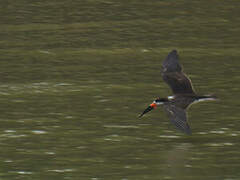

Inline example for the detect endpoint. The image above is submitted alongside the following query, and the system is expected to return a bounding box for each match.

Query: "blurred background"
[0,0,240,179]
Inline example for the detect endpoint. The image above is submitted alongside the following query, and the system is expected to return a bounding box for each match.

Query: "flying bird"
[139,50,216,135]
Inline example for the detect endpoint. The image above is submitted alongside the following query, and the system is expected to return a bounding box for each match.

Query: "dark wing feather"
[162,50,182,72]
[162,50,195,95]
[163,104,191,135]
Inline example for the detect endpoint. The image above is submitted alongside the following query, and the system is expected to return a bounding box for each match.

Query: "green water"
[0,0,240,179]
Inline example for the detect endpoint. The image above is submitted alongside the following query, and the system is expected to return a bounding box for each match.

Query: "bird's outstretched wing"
[162,50,195,95]
[163,104,191,135]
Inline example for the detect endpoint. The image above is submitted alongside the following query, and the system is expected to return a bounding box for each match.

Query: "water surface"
[0,0,240,179]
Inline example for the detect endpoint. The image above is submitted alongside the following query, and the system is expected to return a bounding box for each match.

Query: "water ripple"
[104,125,139,129]
[31,130,47,134]
[206,142,234,147]
[48,169,75,173]
[158,135,180,139]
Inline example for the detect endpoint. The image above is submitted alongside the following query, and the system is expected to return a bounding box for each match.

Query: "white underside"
[187,97,216,109]
[192,97,216,105]
[167,96,174,100]
[195,97,216,102]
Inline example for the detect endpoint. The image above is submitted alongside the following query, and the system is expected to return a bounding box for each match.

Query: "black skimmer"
[139,50,216,135]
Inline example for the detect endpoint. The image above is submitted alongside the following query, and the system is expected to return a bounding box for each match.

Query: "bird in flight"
[139,50,216,135]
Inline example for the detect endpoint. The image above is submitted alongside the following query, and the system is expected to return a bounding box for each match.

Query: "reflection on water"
[165,143,193,179]
[1,0,240,179]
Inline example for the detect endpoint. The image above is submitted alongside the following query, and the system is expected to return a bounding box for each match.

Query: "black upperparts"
[156,98,169,103]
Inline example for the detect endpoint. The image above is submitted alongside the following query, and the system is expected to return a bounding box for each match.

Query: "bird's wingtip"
[170,49,178,54]
[167,49,179,58]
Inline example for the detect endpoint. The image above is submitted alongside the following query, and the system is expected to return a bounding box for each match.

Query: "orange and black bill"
[139,103,157,118]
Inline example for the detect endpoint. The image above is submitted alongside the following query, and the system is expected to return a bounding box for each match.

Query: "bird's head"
[139,98,168,117]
